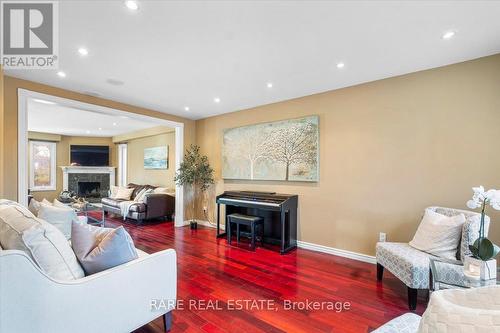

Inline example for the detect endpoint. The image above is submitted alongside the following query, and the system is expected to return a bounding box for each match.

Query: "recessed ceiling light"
[336,62,345,69]
[267,82,273,88]
[33,99,56,105]
[106,78,125,86]
[98,127,102,131]
[442,31,456,40]
[214,97,221,103]
[78,47,88,56]
[184,106,190,111]
[112,122,118,126]
[57,71,66,78]
[125,0,139,10]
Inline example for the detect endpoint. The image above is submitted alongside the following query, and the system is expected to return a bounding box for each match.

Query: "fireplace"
[78,182,101,199]
[62,166,116,203]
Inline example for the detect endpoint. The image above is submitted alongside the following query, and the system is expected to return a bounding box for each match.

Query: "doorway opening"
[17,88,185,227]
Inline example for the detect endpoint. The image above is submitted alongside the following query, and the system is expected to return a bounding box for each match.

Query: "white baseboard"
[187,220,375,264]
[297,240,376,264]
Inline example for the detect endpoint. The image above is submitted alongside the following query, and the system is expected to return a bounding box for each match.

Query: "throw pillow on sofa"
[0,200,85,280]
[112,187,134,200]
[136,189,154,203]
[409,209,465,260]
[71,221,138,275]
[38,204,79,240]
[28,198,42,215]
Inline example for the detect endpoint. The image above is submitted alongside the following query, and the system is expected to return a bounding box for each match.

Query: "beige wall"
[28,133,117,202]
[1,76,195,217]
[195,54,500,256]
[126,132,176,189]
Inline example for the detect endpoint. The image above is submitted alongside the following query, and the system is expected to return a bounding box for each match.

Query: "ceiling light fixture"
[112,122,118,126]
[57,71,66,78]
[78,47,88,56]
[336,62,345,69]
[267,82,273,88]
[214,97,221,103]
[98,127,103,131]
[184,106,190,111]
[106,78,125,86]
[442,31,456,40]
[125,0,139,10]
[33,99,56,105]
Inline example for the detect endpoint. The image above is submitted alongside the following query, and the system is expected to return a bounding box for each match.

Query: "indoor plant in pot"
[464,186,500,280]
[175,145,214,230]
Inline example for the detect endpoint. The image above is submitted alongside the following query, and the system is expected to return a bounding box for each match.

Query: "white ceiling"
[7,1,500,120]
[27,99,162,137]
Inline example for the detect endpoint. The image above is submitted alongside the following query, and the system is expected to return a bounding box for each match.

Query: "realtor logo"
[1,1,59,69]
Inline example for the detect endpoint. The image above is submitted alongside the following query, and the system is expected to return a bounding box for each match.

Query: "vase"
[464,256,497,280]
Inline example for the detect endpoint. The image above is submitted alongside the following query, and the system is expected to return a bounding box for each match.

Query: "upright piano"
[216,191,298,254]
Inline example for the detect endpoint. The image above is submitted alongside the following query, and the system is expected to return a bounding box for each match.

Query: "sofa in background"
[102,183,175,224]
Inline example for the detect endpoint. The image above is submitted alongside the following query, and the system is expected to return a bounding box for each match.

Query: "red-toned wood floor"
[101,215,426,333]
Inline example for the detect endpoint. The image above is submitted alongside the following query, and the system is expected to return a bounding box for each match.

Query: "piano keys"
[216,191,298,254]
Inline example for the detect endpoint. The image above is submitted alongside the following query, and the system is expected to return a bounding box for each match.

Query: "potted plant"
[464,186,500,280]
[175,145,214,230]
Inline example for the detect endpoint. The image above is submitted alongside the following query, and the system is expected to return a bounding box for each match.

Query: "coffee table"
[430,257,500,291]
[72,202,105,227]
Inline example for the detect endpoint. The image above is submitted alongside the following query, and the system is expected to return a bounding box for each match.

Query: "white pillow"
[110,185,119,198]
[409,209,466,259]
[28,198,42,215]
[114,187,134,200]
[53,198,69,208]
[71,221,138,275]
[0,202,84,280]
[42,198,52,206]
[38,204,78,240]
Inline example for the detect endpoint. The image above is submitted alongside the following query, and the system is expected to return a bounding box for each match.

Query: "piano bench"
[227,214,264,251]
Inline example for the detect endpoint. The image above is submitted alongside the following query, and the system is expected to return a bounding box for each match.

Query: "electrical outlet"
[203,206,207,213]
[379,232,386,242]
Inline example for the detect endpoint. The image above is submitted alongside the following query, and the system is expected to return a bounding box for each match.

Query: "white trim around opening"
[17,88,186,227]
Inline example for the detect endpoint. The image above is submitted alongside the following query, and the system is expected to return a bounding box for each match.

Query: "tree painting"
[222,116,319,181]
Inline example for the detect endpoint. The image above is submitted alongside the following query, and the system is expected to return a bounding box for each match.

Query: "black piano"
[216,191,298,254]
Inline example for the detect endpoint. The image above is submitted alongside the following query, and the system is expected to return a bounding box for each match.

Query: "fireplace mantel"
[61,166,116,192]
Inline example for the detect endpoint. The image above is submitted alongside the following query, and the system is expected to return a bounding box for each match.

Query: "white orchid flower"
[467,186,500,210]
[473,185,485,197]
[490,190,500,211]
[467,199,481,209]
[485,189,497,200]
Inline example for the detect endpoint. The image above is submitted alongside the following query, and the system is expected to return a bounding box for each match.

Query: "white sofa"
[0,246,177,333]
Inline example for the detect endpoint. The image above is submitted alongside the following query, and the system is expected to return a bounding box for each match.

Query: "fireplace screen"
[77,181,101,198]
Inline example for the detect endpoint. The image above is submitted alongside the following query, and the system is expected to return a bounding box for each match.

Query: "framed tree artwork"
[222,115,319,181]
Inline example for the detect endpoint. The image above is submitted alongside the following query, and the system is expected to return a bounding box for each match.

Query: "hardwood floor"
[101,215,426,333]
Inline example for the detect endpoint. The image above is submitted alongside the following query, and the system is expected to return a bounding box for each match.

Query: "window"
[118,143,128,187]
[29,140,57,191]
